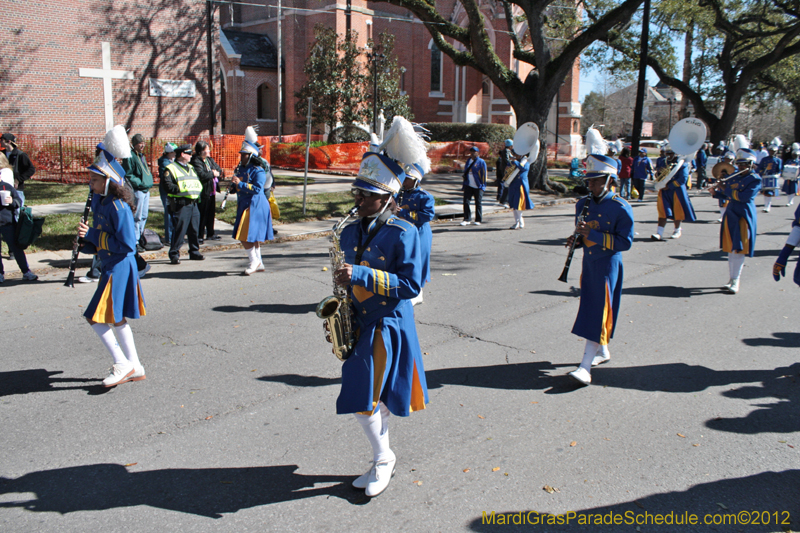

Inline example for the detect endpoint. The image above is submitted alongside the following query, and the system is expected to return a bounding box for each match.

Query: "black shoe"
[136,244,145,253]
[189,253,205,261]
[209,235,221,240]
[198,238,204,244]
[170,256,181,265]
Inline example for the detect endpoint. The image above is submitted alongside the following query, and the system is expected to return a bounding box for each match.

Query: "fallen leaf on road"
[477,415,485,419]
[789,445,795,448]
[442,273,457,276]
[124,463,137,467]
[779,440,787,443]
[492,467,500,472]
[570,441,577,447]
[463,468,470,473]
[531,401,538,404]
[504,473,509,476]
[322,267,328,271]
[251,369,257,372]
[693,444,700,447]
[234,325,240,328]
[413,480,423,486]
[205,416,213,420]
[677,433,686,438]
[543,485,560,493]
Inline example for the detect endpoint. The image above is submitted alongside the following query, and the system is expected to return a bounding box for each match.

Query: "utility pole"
[303,97,312,216]
[631,0,651,155]
[277,0,282,141]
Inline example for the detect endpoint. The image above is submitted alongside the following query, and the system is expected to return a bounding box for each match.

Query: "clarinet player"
[565,154,634,386]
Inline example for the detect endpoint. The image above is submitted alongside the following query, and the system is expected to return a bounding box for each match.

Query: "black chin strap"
[355,210,392,265]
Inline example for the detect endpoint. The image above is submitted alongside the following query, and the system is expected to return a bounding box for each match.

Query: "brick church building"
[1,0,581,155]
[219,0,582,154]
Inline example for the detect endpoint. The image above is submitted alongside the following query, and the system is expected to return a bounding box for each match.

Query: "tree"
[367,32,413,128]
[581,91,607,134]
[588,0,800,145]
[753,56,800,140]
[295,25,368,134]
[366,0,645,192]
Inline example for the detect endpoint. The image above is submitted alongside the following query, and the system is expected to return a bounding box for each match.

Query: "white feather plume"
[378,116,431,175]
[792,142,800,152]
[732,134,750,152]
[245,126,258,144]
[771,136,782,147]
[103,125,131,160]
[585,127,607,156]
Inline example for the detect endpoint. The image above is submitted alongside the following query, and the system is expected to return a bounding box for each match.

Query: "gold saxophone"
[317,206,360,361]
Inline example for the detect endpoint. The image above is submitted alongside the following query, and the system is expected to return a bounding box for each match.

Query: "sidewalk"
[5,169,578,276]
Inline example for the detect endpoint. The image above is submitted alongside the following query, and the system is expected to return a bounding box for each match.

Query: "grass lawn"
[216,191,354,226]
[24,181,160,206]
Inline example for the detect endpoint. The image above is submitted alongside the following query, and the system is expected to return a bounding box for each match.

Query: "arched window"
[257,82,275,120]
[429,42,442,93]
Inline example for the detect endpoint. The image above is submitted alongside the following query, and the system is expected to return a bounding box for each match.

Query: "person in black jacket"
[0,180,37,283]
[0,133,36,207]
[190,141,223,242]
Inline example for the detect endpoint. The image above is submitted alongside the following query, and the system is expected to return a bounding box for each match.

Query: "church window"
[430,42,442,93]
[257,82,275,120]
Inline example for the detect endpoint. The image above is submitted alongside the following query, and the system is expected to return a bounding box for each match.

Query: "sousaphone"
[503,122,540,186]
[655,118,707,190]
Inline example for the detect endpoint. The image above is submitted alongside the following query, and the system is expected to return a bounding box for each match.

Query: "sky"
[578,66,661,103]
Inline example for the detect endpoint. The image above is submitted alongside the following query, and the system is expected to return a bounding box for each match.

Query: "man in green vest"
[122,133,154,252]
[163,144,204,264]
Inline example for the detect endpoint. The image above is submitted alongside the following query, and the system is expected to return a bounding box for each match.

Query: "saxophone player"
[332,151,428,498]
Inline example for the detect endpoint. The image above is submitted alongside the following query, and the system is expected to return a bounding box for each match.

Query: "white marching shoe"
[244,262,264,275]
[410,290,424,306]
[568,367,592,386]
[352,463,373,490]
[650,233,662,241]
[102,362,134,387]
[364,452,397,497]
[722,278,740,294]
[591,351,610,367]
[509,222,520,230]
[130,363,146,382]
[670,229,682,239]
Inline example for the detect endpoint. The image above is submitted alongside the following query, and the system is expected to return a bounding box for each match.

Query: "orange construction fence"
[11,134,505,183]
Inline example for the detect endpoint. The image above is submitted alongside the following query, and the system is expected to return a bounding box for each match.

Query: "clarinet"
[220,163,241,210]
[558,196,591,283]
[64,191,93,288]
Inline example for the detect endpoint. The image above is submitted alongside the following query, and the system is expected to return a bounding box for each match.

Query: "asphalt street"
[1,193,798,532]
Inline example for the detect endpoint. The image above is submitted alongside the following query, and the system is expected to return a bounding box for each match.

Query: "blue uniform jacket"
[82,194,137,269]
[578,193,635,263]
[337,215,427,417]
[395,187,435,286]
[233,163,273,242]
[719,170,762,257]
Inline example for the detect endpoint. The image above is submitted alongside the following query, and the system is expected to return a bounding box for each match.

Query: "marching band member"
[334,117,428,498]
[566,154,634,386]
[394,163,434,305]
[773,203,800,287]
[710,148,762,294]
[79,126,146,387]
[631,147,653,202]
[507,151,535,229]
[756,144,782,212]
[781,147,800,207]
[712,151,735,222]
[232,128,274,275]
[651,149,696,240]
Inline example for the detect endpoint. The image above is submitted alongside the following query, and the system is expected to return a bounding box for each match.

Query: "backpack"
[139,228,164,251]
[14,206,44,250]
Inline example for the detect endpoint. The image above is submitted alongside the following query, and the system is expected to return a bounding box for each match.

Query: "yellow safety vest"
[166,162,202,200]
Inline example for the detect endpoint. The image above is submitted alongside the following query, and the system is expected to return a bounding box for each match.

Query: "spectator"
[0,153,14,186]
[495,139,513,206]
[0,133,36,206]
[461,146,487,226]
[631,148,654,202]
[0,179,38,283]
[157,143,177,245]
[696,143,709,189]
[163,144,204,264]
[618,147,633,199]
[121,133,154,252]
[190,140,223,242]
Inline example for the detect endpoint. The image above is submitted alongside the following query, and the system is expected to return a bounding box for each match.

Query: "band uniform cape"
[395,187,435,286]
[756,156,782,197]
[571,193,634,345]
[507,159,535,211]
[782,157,799,196]
[81,194,146,323]
[791,204,800,285]
[719,169,762,257]
[657,163,696,222]
[233,163,273,243]
[336,215,428,417]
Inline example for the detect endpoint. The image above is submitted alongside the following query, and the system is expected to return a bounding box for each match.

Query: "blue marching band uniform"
[756,151,782,212]
[773,203,800,287]
[507,157,534,229]
[568,153,634,386]
[652,158,695,240]
[233,161,274,243]
[394,164,434,292]
[81,126,147,388]
[781,154,799,206]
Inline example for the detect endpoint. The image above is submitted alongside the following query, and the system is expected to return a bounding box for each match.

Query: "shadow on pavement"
[0,464,364,518]
[143,270,230,280]
[0,369,103,397]
[466,470,800,532]
[742,332,800,348]
[621,285,721,298]
[213,302,318,315]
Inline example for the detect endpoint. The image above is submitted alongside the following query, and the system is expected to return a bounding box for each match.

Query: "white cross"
[79,42,134,131]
